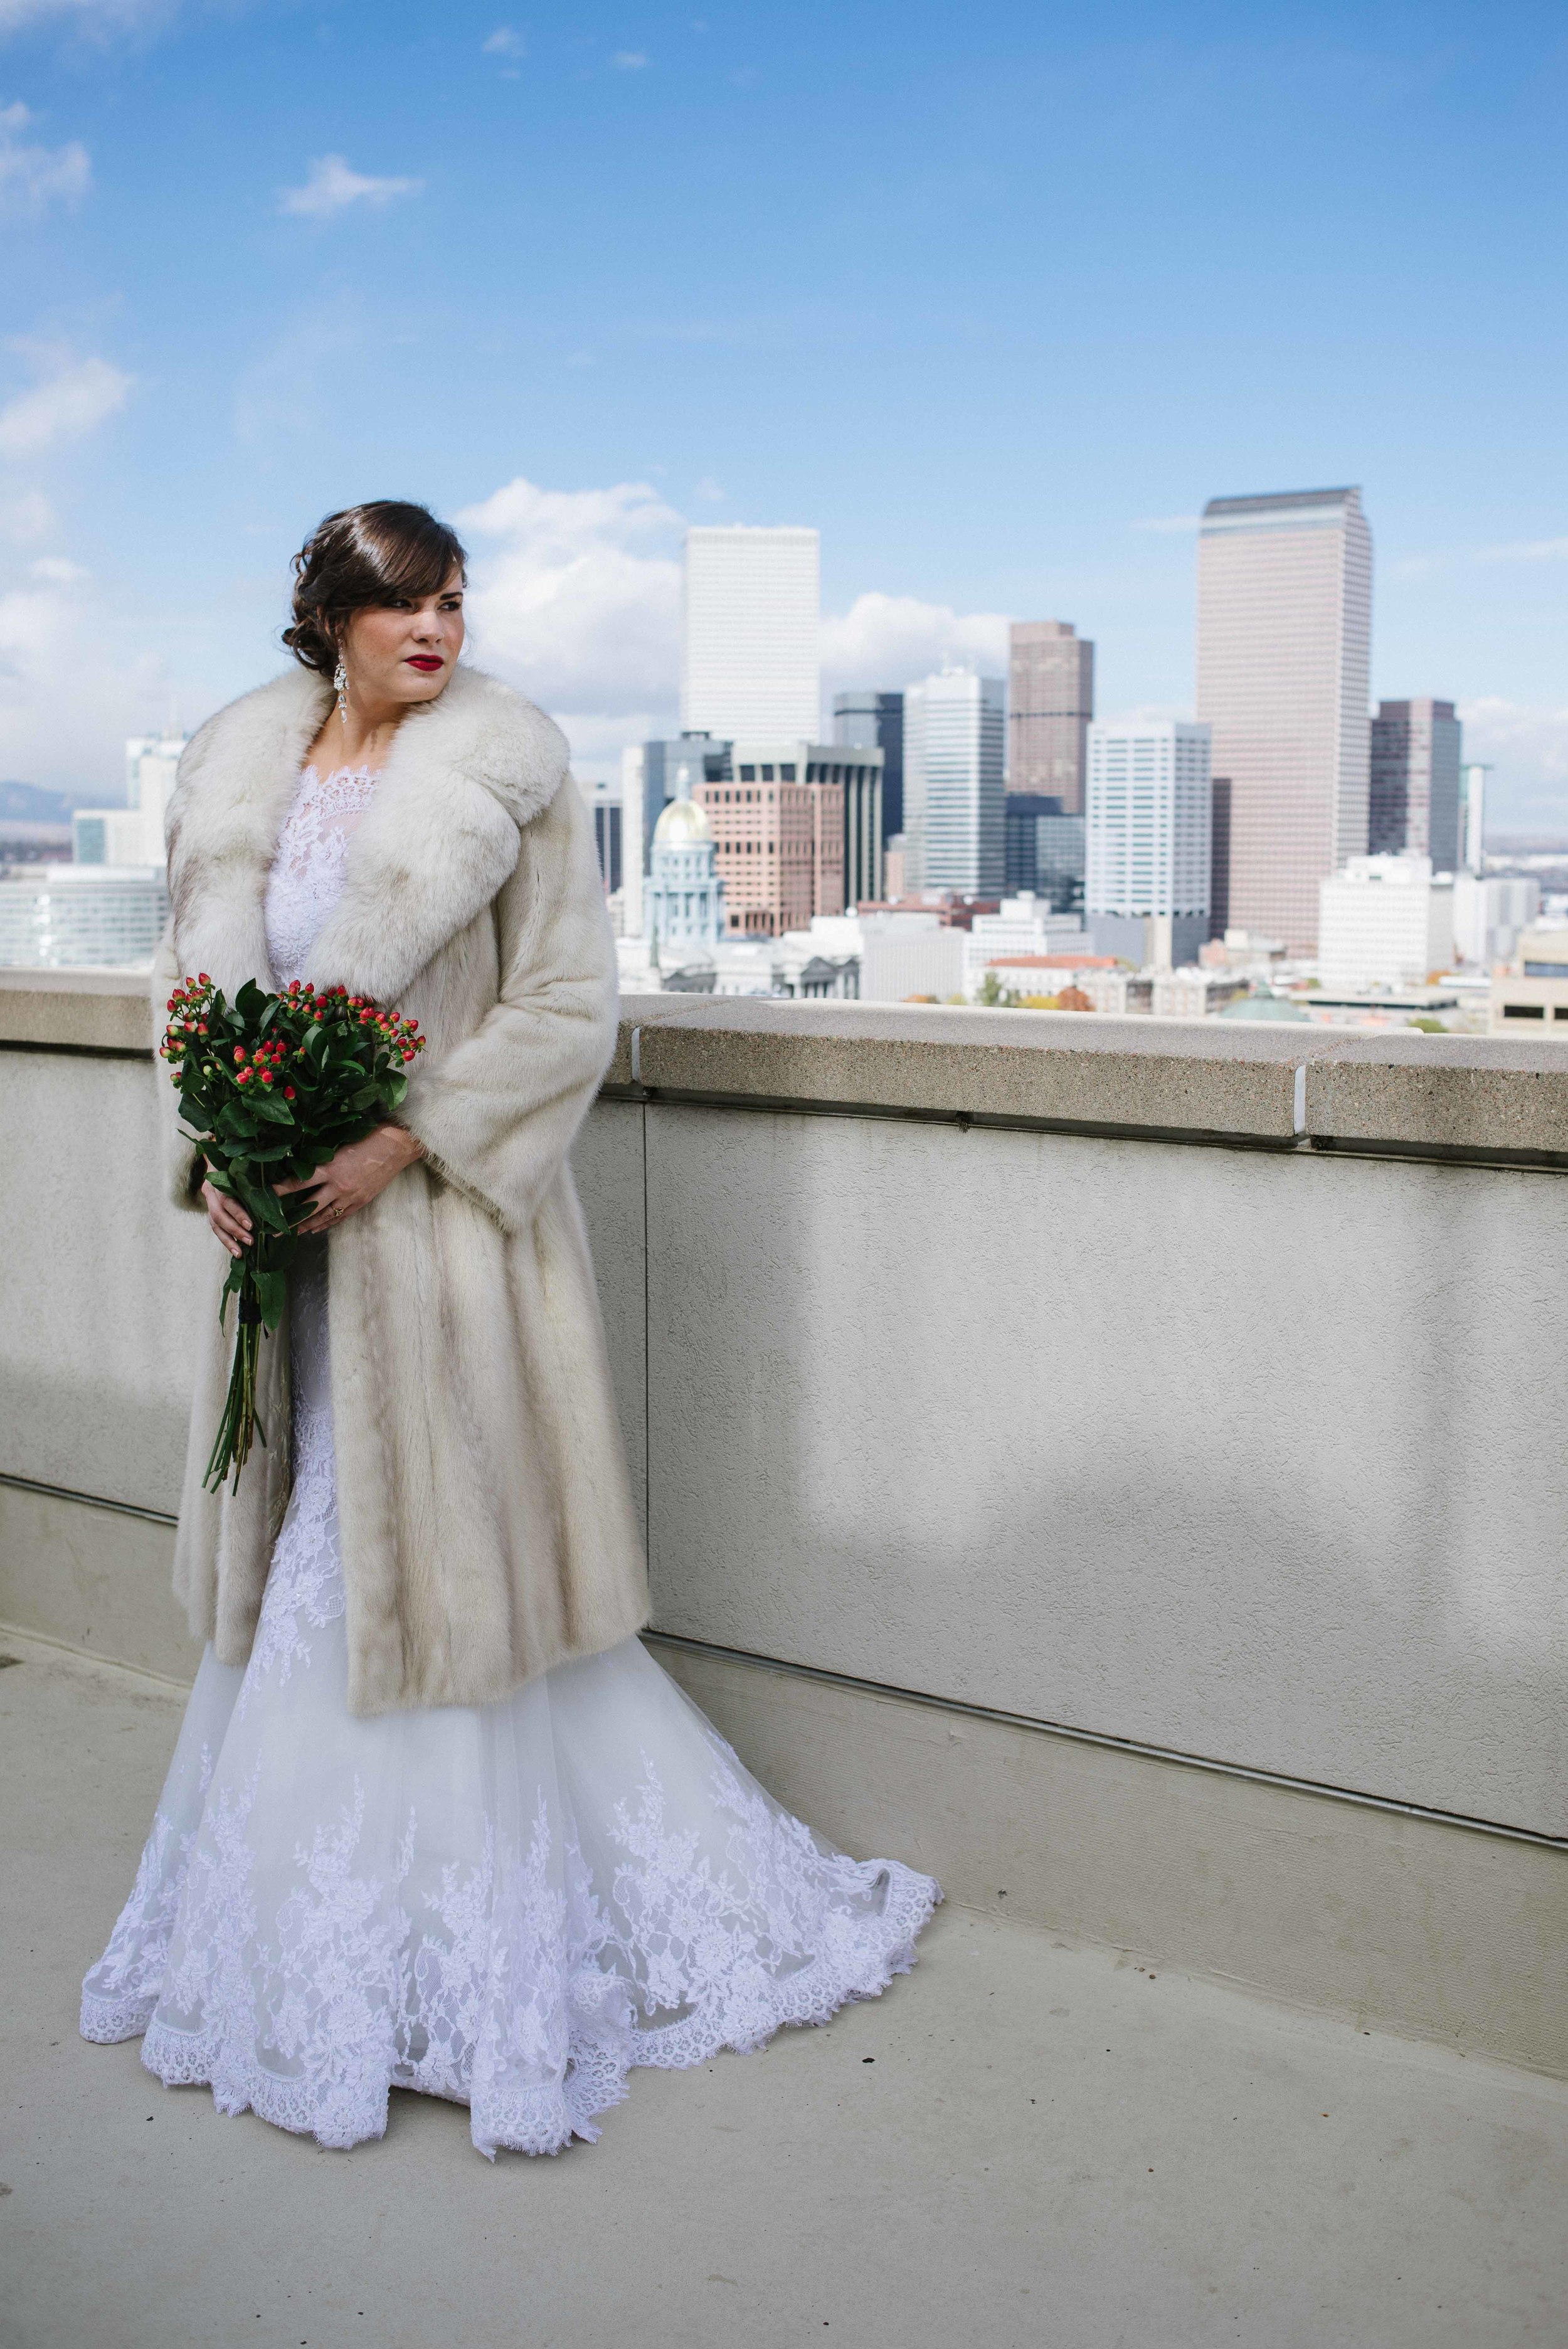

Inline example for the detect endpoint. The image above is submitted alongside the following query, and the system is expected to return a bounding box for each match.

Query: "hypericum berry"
[237,1068,252,1084]
[198,973,209,984]
[233,1046,246,1063]
[284,1086,295,1100]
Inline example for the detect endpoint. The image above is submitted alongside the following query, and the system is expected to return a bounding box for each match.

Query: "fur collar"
[166,664,569,1003]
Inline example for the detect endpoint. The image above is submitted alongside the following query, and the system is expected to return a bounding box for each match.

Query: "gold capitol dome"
[653,796,712,845]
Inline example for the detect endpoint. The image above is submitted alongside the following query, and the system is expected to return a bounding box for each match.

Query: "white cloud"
[821,591,1009,691]
[693,475,724,503]
[1457,696,1568,834]
[0,0,170,27]
[0,548,171,795]
[0,102,90,217]
[1476,537,1568,565]
[0,487,53,543]
[280,155,423,220]
[482,25,524,55]
[29,551,86,583]
[455,476,1017,770]
[611,50,649,68]
[0,349,130,458]
[1131,514,1200,535]
[456,475,684,719]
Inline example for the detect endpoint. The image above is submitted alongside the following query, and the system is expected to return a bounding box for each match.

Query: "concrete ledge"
[654,1639,1568,2082]
[13,968,1568,1158]
[1307,1031,1568,1159]
[0,965,153,1054]
[613,992,1339,1142]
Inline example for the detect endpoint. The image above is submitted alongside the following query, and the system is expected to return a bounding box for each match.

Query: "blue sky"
[4,0,1567,827]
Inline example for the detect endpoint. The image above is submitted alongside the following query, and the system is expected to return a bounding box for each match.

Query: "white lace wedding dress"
[81,760,940,2159]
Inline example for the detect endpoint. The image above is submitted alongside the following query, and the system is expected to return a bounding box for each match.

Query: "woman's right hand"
[201,1179,253,1260]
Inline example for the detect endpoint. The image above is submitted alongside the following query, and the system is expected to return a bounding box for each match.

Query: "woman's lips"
[406,655,443,672]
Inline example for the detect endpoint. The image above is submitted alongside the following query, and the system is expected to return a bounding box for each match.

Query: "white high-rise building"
[903,671,1005,897]
[1459,762,1490,874]
[681,526,820,740]
[1318,854,1454,992]
[0,863,170,968]
[1453,872,1539,969]
[1196,487,1372,953]
[73,732,188,872]
[1086,719,1212,967]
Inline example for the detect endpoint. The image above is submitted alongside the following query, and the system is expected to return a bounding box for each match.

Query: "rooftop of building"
[5,973,1568,2342]
[1202,485,1360,519]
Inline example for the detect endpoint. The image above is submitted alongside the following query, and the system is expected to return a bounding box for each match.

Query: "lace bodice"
[262,763,379,987]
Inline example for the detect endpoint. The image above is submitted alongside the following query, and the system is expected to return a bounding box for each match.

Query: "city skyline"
[3,3,1567,829]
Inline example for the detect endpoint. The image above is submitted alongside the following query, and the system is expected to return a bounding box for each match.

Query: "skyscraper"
[696,755,845,936]
[903,671,1005,897]
[1085,719,1212,967]
[834,689,904,838]
[1369,699,1462,871]
[1008,622,1094,812]
[73,730,188,872]
[681,526,820,739]
[1195,487,1372,953]
[1459,762,1490,874]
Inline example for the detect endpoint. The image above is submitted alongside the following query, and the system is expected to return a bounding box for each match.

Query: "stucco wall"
[3,978,1566,1845]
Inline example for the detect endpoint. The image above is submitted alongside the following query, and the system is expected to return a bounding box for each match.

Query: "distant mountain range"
[0,782,75,826]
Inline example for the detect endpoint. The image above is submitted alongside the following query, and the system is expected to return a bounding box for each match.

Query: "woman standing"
[81,501,938,2158]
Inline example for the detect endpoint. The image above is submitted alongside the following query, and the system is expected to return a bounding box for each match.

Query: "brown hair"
[282,501,468,678]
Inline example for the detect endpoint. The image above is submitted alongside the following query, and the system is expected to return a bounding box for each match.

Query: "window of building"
[781,765,797,782]
[1503,1004,1545,1019]
[761,765,775,782]
[739,766,756,782]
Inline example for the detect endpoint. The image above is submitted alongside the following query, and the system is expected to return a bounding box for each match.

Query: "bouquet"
[161,973,426,1492]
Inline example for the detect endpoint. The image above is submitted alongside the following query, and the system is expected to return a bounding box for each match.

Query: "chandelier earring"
[333,656,349,726]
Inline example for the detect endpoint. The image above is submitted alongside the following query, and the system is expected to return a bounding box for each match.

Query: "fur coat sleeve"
[149,919,209,1212]
[398,772,619,1236]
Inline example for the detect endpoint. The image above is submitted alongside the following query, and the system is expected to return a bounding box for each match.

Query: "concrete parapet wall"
[3,972,1565,2073]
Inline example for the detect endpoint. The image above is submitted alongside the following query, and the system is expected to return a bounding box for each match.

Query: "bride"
[80,499,938,2159]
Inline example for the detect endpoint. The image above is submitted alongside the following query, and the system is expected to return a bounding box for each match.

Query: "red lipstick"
[406,655,443,672]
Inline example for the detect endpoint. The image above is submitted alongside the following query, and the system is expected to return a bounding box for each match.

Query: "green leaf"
[248,1091,297,1125]
[252,1266,287,1330]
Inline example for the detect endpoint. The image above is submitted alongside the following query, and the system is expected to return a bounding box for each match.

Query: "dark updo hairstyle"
[282,500,468,678]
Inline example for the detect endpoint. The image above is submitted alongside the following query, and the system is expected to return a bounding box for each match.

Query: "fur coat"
[154,662,649,1716]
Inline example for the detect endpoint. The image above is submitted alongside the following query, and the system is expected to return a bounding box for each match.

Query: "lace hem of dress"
[80,1851,940,2159]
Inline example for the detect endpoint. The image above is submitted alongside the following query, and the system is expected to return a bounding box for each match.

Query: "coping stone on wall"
[612,994,1356,1144]
[11,970,1568,1161]
[1306,1031,1568,1161]
[0,967,153,1054]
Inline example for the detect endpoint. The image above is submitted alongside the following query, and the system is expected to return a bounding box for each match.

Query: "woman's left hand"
[275,1124,425,1236]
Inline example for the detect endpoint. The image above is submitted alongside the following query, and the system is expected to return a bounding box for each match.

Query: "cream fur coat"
[155,662,648,1717]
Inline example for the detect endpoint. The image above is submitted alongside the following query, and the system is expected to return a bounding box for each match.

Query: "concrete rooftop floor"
[3,1634,1567,2349]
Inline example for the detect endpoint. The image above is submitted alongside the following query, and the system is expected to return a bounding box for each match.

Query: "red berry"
[233,1047,246,1063]
[284,1086,295,1099]
[198,972,210,984]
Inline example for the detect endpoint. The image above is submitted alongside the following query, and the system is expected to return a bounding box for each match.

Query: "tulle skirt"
[80,1259,939,2159]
